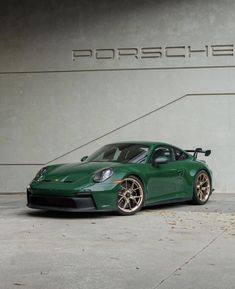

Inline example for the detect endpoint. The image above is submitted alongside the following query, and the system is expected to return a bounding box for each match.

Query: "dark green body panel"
[28,142,213,211]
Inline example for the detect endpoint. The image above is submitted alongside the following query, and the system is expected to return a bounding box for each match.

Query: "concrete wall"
[0,0,235,192]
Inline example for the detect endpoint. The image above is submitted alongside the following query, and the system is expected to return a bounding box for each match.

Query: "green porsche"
[27,142,213,215]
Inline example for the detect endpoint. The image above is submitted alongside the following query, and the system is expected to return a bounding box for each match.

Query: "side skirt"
[143,197,192,208]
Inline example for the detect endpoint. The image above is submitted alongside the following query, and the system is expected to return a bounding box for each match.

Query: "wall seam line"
[1,92,234,166]
[1,65,235,75]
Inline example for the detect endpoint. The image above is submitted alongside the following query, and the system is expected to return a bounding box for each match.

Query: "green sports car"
[27,142,213,215]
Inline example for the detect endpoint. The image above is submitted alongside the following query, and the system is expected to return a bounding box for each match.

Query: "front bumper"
[27,191,99,212]
[27,184,119,212]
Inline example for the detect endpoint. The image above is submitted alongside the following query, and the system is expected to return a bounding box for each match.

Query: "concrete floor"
[0,193,234,289]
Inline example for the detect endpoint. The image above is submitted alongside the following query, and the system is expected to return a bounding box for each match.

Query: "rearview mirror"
[153,156,168,166]
[81,156,88,162]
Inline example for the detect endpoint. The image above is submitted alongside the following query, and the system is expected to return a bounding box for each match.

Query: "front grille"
[41,179,74,183]
[30,195,77,208]
[28,192,96,211]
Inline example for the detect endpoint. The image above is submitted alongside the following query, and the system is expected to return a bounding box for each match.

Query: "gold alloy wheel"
[118,177,144,213]
[196,172,211,202]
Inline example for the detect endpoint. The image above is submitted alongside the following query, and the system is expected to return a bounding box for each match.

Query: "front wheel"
[117,176,144,215]
[192,170,211,205]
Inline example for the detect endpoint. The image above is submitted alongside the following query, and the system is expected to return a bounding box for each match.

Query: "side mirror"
[153,156,168,166]
[81,156,88,162]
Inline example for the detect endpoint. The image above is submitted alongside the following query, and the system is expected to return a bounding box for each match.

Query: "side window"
[174,147,188,161]
[152,146,174,162]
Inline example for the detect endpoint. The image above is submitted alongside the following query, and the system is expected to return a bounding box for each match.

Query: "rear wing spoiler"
[185,148,211,158]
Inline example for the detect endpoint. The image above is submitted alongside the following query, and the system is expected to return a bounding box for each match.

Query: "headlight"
[93,168,113,183]
[33,167,47,181]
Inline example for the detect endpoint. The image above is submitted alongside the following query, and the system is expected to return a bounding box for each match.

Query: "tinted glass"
[152,146,173,161]
[174,147,188,161]
[87,143,150,163]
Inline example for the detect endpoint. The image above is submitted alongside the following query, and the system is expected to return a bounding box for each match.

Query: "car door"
[145,145,186,204]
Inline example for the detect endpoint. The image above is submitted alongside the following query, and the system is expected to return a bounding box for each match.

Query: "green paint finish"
[28,142,213,212]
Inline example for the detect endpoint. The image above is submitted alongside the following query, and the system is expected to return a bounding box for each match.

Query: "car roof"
[106,141,190,156]
[107,141,175,147]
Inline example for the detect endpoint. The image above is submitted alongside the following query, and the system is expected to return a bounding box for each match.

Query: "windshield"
[86,143,150,164]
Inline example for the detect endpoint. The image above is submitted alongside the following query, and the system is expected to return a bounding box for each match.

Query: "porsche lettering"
[72,44,234,61]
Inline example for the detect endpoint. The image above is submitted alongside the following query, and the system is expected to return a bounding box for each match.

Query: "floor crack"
[151,230,225,289]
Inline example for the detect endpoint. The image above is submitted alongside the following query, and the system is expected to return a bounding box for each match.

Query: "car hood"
[44,161,122,183]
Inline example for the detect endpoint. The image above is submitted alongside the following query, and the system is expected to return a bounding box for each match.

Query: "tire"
[191,170,211,205]
[117,176,144,215]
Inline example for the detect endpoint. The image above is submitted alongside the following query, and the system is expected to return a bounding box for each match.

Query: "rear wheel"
[192,170,211,205]
[117,176,144,215]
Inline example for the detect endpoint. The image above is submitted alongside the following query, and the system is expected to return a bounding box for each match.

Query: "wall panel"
[0,0,234,192]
